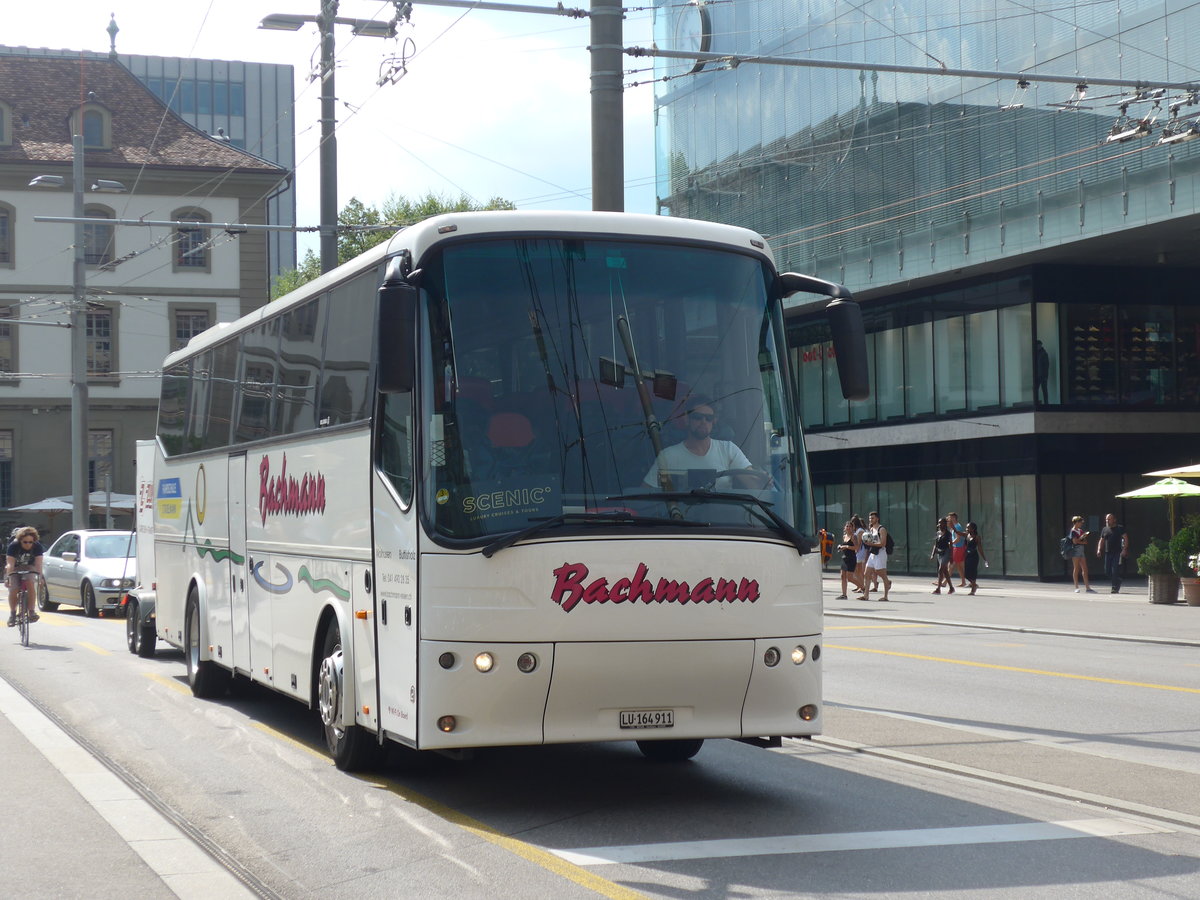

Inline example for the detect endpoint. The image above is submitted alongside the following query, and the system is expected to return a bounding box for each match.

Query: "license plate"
[619,709,674,729]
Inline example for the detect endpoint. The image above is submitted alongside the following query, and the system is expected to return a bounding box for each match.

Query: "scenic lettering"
[259,453,327,525]
[550,561,760,613]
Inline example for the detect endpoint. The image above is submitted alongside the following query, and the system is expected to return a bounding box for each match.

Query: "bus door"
[228,453,250,675]
[371,479,418,744]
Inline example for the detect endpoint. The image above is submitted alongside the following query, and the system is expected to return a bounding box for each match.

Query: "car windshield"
[85,534,136,559]
[393,235,810,544]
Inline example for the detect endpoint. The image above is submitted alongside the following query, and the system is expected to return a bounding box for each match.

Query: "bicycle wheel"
[18,588,29,647]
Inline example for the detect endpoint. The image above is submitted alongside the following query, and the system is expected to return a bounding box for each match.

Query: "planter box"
[1183,578,1200,606]
[1148,574,1180,604]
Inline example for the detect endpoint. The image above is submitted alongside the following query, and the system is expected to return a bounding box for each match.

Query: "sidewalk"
[823,572,1200,646]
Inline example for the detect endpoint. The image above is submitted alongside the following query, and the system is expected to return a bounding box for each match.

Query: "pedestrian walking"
[862,511,892,601]
[851,514,868,595]
[835,521,863,600]
[948,511,967,586]
[963,521,989,595]
[1067,515,1095,593]
[931,517,954,594]
[1095,512,1129,593]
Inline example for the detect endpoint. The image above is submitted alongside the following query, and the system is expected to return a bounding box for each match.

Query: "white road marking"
[0,675,256,899]
[552,818,1171,866]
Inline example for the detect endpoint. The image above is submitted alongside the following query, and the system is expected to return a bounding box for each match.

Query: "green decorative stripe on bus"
[196,540,246,566]
[298,566,351,600]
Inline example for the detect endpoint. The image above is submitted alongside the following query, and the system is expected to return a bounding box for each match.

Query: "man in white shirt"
[643,396,755,490]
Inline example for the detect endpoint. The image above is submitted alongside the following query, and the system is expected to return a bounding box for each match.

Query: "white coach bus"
[147,211,867,770]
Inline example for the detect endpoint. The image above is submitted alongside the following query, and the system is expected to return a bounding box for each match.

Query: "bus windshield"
[413,236,811,544]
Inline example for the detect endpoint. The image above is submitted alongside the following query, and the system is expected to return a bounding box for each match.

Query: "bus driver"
[643,395,758,491]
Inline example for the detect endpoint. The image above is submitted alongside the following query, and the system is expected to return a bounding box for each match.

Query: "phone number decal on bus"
[550,561,760,612]
[620,709,674,729]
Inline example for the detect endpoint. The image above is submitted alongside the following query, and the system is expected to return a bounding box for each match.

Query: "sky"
[4,0,661,259]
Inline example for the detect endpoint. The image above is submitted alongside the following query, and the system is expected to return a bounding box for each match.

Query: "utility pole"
[70,134,89,530]
[318,0,339,273]
[589,0,624,211]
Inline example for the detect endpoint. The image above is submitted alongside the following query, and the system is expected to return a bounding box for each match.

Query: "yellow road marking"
[245,720,645,898]
[78,641,111,656]
[826,624,925,631]
[142,671,191,695]
[826,644,1200,694]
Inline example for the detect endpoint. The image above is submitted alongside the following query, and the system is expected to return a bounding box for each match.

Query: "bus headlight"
[438,652,456,670]
[516,652,538,673]
[763,646,781,667]
[474,652,494,673]
[791,645,807,665]
[437,715,457,732]
[798,705,818,721]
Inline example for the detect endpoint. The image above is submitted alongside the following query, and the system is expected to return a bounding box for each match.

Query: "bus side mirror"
[825,298,869,401]
[779,272,870,402]
[378,275,417,395]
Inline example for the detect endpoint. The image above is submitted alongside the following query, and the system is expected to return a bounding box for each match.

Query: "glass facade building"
[654,1,1200,578]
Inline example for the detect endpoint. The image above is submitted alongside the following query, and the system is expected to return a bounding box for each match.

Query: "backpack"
[1059,535,1073,559]
[885,531,895,554]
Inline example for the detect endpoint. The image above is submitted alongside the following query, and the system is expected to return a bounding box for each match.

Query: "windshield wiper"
[481,510,706,558]
[610,490,815,556]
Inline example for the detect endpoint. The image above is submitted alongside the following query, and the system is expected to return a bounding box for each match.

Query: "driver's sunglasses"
[689,411,715,422]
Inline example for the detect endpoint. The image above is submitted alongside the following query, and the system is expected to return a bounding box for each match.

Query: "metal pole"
[590,0,624,211]
[319,0,339,273]
[70,134,89,530]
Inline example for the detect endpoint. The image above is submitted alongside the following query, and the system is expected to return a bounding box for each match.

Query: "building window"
[0,101,10,146]
[173,307,212,351]
[173,209,211,271]
[83,207,115,267]
[0,303,14,376]
[0,430,11,508]
[0,202,13,267]
[87,307,114,376]
[88,429,114,493]
[74,103,112,149]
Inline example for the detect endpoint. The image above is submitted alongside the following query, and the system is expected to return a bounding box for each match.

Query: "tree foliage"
[270,192,516,300]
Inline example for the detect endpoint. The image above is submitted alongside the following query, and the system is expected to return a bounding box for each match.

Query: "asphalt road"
[2,576,1198,898]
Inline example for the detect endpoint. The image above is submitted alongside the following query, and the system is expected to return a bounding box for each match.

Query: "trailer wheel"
[636,739,704,762]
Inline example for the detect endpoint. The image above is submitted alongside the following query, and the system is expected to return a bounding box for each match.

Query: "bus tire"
[125,598,140,653]
[318,619,380,772]
[186,589,230,698]
[636,738,704,762]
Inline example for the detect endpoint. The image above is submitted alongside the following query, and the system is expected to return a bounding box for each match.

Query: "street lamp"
[29,137,126,530]
[261,2,397,273]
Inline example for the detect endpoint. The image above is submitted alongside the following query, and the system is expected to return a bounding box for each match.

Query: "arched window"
[0,202,13,268]
[172,207,211,271]
[72,103,112,149]
[83,206,115,267]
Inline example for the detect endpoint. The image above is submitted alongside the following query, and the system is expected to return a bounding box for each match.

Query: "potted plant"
[1138,537,1179,604]
[1169,520,1200,605]
[1187,553,1200,606]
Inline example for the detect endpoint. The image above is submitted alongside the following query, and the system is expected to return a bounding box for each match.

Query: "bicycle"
[10,569,40,647]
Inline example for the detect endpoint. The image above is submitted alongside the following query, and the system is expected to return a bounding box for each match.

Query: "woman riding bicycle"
[6,525,44,627]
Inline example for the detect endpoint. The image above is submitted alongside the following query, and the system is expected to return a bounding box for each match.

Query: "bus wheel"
[636,739,704,762]
[318,621,381,771]
[186,589,230,698]
[125,599,140,653]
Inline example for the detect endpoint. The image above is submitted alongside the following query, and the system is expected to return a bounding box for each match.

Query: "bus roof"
[164,211,777,366]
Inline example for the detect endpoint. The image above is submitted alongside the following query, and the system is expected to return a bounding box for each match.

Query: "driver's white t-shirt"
[643,440,751,488]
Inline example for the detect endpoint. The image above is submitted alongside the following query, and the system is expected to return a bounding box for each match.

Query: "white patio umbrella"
[7,496,74,535]
[1116,477,1200,537]
[1144,462,1200,478]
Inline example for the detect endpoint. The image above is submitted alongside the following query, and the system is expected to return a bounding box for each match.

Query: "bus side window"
[379,392,413,505]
